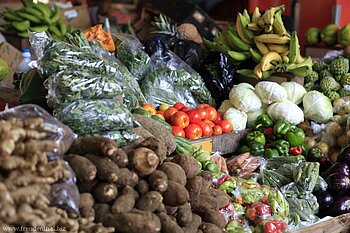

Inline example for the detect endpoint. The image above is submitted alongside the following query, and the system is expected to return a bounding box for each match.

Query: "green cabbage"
[280,81,307,105]
[303,91,333,123]
[267,100,304,125]
[229,83,262,113]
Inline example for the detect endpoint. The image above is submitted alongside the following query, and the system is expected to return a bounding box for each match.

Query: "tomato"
[197,108,207,120]
[155,114,165,121]
[184,124,202,139]
[264,222,278,233]
[199,122,213,137]
[187,109,202,124]
[217,120,233,133]
[142,103,157,115]
[170,111,190,128]
[156,110,164,115]
[203,119,215,128]
[213,125,223,135]
[159,103,170,112]
[205,106,217,121]
[164,107,178,122]
[197,103,210,109]
[172,126,185,137]
[180,106,191,112]
[213,112,223,124]
[173,102,186,110]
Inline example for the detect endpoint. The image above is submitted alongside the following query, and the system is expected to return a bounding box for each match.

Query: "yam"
[111,193,135,213]
[110,149,129,168]
[68,136,117,157]
[79,193,95,220]
[120,138,144,155]
[134,115,176,155]
[158,162,187,186]
[65,154,97,182]
[148,170,168,193]
[158,212,184,233]
[190,195,217,215]
[182,214,202,233]
[205,189,230,209]
[185,176,203,197]
[200,222,223,233]
[132,126,154,139]
[156,203,166,213]
[136,191,163,212]
[122,186,140,201]
[176,203,193,227]
[202,209,226,229]
[163,181,189,207]
[94,203,111,224]
[77,179,97,193]
[93,182,118,203]
[129,147,159,176]
[84,153,119,183]
[165,206,178,216]
[172,154,199,178]
[135,179,149,195]
[139,137,167,163]
[104,209,161,233]
[116,168,139,188]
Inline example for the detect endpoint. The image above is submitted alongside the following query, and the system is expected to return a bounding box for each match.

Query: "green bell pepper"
[255,114,273,131]
[248,141,265,156]
[308,147,322,162]
[273,120,291,137]
[247,131,266,145]
[284,126,305,146]
[204,160,221,173]
[264,148,279,158]
[301,143,309,157]
[271,139,290,156]
[238,145,250,154]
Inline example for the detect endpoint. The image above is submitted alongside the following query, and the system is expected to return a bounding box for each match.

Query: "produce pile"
[0,1,71,39]
[304,23,350,47]
[204,5,312,79]
[303,56,350,100]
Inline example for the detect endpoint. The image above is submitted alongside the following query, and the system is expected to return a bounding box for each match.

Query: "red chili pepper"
[264,221,278,233]
[289,145,302,155]
[263,127,273,135]
[270,220,287,230]
[217,175,231,185]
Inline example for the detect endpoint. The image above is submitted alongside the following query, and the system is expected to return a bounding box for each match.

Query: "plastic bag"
[197,52,237,106]
[115,33,152,81]
[30,32,145,109]
[49,161,80,215]
[0,104,76,159]
[55,99,138,135]
[171,39,205,70]
[85,129,140,147]
[210,152,228,174]
[226,152,261,177]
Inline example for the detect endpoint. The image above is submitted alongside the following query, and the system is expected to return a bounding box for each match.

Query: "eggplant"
[331,196,350,216]
[317,156,333,174]
[322,162,350,178]
[314,190,334,210]
[326,173,350,194]
[337,145,350,166]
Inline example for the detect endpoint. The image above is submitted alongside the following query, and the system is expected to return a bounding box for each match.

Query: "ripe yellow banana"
[261,5,285,26]
[254,34,290,44]
[273,9,287,35]
[236,14,251,44]
[267,44,289,54]
[254,63,263,79]
[260,51,282,71]
[254,39,270,55]
[248,23,262,32]
[252,7,261,24]
[282,55,289,63]
[288,31,300,63]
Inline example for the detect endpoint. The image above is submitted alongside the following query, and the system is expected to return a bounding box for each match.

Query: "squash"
[83,24,115,52]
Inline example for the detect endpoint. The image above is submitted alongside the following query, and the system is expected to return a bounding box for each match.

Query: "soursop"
[312,61,328,72]
[338,88,350,97]
[335,75,342,82]
[304,82,315,92]
[325,91,340,101]
[341,73,350,85]
[319,69,333,79]
[320,76,341,91]
[329,57,349,76]
[305,71,319,83]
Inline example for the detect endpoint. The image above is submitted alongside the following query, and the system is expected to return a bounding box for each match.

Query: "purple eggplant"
[331,196,350,216]
[337,145,350,166]
[325,173,350,194]
[314,190,334,210]
[322,162,350,178]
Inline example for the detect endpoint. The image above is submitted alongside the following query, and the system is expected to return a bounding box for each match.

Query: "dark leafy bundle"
[115,34,151,81]
[55,99,137,135]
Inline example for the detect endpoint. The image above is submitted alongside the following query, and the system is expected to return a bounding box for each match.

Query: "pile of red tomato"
[142,102,233,140]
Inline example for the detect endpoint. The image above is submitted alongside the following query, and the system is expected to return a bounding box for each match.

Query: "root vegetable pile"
[0,117,113,233]
[66,135,229,232]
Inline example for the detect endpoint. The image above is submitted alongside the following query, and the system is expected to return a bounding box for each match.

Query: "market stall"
[1,1,350,233]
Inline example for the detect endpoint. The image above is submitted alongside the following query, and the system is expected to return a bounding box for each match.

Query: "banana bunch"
[0,1,73,40]
[204,5,313,79]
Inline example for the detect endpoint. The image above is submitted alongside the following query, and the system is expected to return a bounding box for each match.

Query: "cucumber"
[151,115,172,131]
[131,108,152,117]
[174,136,195,155]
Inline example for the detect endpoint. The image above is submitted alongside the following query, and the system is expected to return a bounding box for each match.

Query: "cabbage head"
[255,81,288,104]
[218,99,233,114]
[229,83,261,112]
[224,107,248,130]
[303,91,333,123]
[280,81,307,105]
[267,100,304,125]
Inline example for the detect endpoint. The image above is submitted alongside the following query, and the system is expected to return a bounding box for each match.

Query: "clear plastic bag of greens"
[292,162,320,192]
[84,129,140,147]
[258,158,293,189]
[114,33,151,81]
[0,104,76,159]
[55,99,138,135]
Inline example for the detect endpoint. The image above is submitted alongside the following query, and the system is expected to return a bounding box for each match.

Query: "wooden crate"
[294,213,350,233]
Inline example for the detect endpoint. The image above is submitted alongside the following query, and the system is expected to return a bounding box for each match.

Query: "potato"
[110,149,129,168]
[139,137,167,163]
[136,191,163,212]
[205,189,230,209]
[163,181,189,207]
[84,153,119,183]
[79,193,95,220]
[122,186,140,201]
[182,214,202,233]
[111,193,135,213]
[94,203,111,224]
[117,168,139,188]
[158,212,184,233]
[172,154,199,178]
[176,203,193,227]
[77,179,97,193]
[149,170,168,193]
[202,209,226,229]
[200,222,223,233]
[158,162,187,186]
[185,176,203,196]
[93,182,118,203]
[165,206,178,216]
[65,154,97,182]
[135,179,149,195]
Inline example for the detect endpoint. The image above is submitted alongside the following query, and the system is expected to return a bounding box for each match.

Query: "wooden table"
[0,87,20,111]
